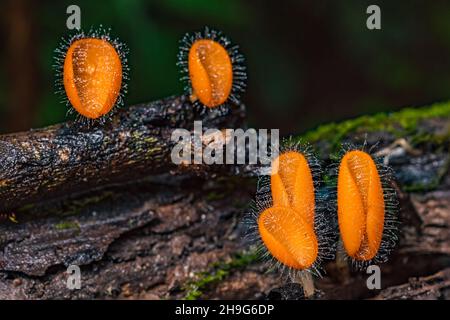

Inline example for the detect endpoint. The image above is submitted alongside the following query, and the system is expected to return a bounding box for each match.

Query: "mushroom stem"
[296,272,315,298]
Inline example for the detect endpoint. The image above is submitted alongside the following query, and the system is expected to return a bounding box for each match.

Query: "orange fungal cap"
[63,38,123,119]
[258,150,319,270]
[270,151,316,226]
[258,206,319,270]
[337,150,385,261]
[188,39,233,108]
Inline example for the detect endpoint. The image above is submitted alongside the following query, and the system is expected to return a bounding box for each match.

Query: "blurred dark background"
[1,0,450,135]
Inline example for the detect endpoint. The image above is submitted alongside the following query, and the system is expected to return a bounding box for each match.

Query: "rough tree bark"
[0,99,448,300]
[0,95,246,212]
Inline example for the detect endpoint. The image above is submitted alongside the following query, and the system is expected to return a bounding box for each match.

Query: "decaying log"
[0,101,448,300]
[0,175,272,299]
[0,96,246,212]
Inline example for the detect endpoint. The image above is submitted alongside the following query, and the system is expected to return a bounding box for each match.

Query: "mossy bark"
[0,100,448,299]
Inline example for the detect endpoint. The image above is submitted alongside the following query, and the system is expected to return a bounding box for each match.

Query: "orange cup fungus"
[178,27,247,109]
[258,207,318,270]
[258,151,319,270]
[63,38,122,119]
[337,150,385,261]
[271,151,316,226]
[55,29,128,120]
[188,39,233,108]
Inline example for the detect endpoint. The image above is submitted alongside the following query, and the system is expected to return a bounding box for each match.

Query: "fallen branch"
[0,95,246,212]
[0,101,448,299]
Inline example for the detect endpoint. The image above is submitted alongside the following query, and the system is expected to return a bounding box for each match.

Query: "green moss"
[182,250,259,300]
[144,136,158,144]
[145,146,162,158]
[55,220,80,231]
[58,192,114,217]
[17,203,35,212]
[17,191,113,218]
[301,101,450,151]
[205,191,226,201]
[130,131,161,158]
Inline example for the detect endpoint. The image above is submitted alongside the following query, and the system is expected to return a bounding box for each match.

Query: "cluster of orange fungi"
[258,149,388,272]
[60,28,244,120]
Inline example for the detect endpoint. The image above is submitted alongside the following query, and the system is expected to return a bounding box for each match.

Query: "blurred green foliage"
[1,0,449,134]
